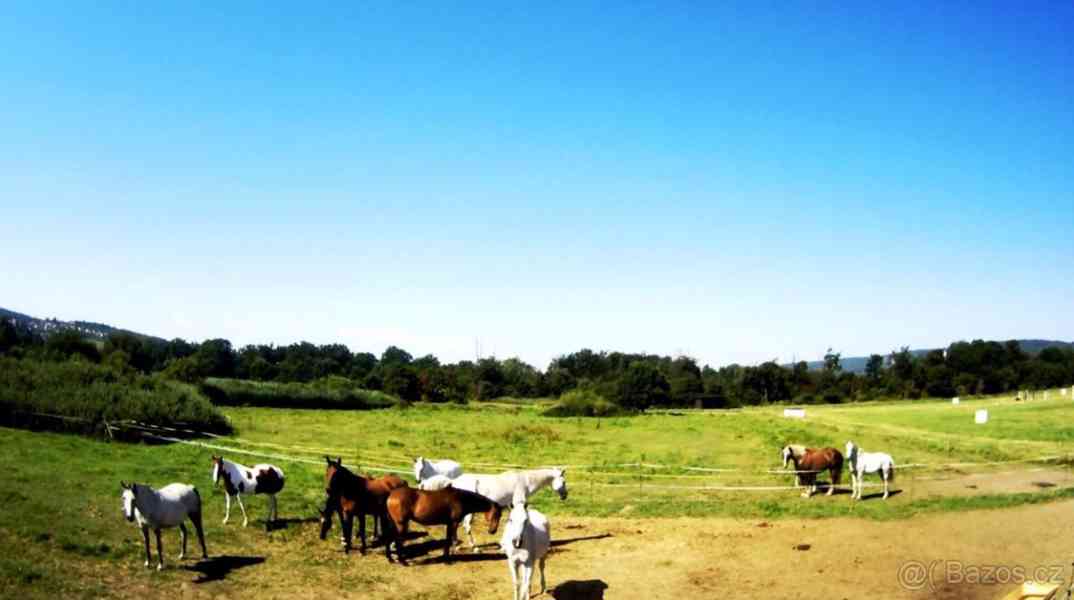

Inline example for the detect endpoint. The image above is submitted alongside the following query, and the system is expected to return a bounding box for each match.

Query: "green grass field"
[2,389,1073,597]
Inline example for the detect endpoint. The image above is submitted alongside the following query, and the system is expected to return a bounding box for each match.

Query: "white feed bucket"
[783,407,806,419]
[975,409,989,424]
[951,397,960,405]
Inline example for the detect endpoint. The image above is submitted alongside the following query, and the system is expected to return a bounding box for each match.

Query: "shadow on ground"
[185,555,266,583]
[551,579,609,600]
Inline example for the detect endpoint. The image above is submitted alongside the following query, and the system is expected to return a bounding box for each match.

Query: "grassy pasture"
[2,390,1073,598]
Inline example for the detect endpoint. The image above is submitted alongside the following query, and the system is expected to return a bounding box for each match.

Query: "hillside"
[804,340,1074,373]
[0,306,162,342]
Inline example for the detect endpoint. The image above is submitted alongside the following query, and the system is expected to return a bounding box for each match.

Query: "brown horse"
[383,486,503,565]
[781,446,843,498]
[319,457,407,553]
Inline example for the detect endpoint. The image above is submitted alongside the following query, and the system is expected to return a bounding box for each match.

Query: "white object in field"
[951,397,960,405]
[783,407,806,419]
[1062,388,1067,396]
[975,409,989,424]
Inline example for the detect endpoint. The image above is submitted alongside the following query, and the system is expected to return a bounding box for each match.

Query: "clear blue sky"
[2,2,1072,369]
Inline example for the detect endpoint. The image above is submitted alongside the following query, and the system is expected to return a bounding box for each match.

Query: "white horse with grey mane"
[501,485,550,600]
[120,481,208,570]
[413,456,463,483]
[420,467,567,549]
[845,440,895,500]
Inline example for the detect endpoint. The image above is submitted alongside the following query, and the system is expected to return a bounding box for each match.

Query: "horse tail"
[191,485,203,511]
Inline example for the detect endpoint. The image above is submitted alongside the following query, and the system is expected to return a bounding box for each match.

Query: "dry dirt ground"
[83,497,1074,600]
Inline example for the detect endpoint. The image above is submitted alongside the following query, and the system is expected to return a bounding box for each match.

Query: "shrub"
[0,356,230,436]
[199,377,398,410]
[542,388,622,417]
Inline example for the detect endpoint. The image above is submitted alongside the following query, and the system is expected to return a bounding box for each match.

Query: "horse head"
[484,501,504,535]
[505,502,529,549]
[551,468,568,500]
[781,446,793,468]
[845,441,857,461]
[413,456,426,482]
[210,455,224,487]
[120,481,137,522]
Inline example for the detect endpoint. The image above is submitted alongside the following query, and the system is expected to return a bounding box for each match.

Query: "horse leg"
[190,510,209,558]
[154,528,165,571]
[178,523,188,560]
[826,467,835,496]
[357,510,367,554]
[444,520,455,562]
[522,563,532,600]
[236,493,249,527]
[223,493,231,524]
[506,558,519,600]
[395,519,410,566]
[141,526,151,568]
[341,512,353,553]
[883,470,890,499]
[539,555,547,594]
[462,513,477,549]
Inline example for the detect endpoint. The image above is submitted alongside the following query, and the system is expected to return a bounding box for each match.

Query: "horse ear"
[336,456,342,465]
[325,455,333,465]
[120,481,128,490]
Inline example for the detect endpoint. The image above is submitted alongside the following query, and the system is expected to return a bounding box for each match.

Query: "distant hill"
[0,306,163,343]
[801,340,1074,373]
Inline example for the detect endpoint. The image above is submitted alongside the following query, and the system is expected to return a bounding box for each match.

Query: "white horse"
[413,456,463,483]
[501,486,550,600]
[211,455,285,528]
[845,441,895,500]
[120,481,208,570]
[421,468,567,549]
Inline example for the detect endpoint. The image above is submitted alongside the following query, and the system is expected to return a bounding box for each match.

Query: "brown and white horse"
[781,445,843,498]
[211,455,285,530]
[319,456,407,554]
[383,486,503,565]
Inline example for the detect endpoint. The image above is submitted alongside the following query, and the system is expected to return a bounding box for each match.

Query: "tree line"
[2,317,1072,410]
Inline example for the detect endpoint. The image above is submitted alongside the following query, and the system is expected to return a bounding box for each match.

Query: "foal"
[383,486,502,565]
[120,481,208,570]
[211,455,285,530]
[319,457,407,553]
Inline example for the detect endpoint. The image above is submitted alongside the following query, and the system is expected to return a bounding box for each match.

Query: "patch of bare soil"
[909,468,1074,499]
[103,499,1074,600]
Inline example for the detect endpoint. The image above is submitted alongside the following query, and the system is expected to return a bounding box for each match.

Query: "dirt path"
[111,499,1074,600]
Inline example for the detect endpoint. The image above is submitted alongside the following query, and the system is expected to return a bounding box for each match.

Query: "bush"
[542,388,622,417]
[0,356,231,436]
[199,377,398,410]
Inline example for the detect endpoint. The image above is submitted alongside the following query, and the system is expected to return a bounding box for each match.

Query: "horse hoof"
[144,561,150,568]
[156,564,164,571]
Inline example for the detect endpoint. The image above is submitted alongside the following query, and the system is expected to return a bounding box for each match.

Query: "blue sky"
[2,3,1072,369]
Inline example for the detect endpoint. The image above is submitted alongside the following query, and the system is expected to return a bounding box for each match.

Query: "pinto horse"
[781,445,843,498]
[211,455,285,530]
[383,486,503,565]
[319,457,407,553]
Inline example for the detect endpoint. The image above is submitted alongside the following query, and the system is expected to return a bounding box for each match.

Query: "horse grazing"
[319,457,407,553]
[845,441,895,500]
[211,455,285,530]
[781,446,843,498]
[383,486,503,565]
[418,468,566,549]
[413,456,463,483]
[120,481,208,570]
[501,487,550,600]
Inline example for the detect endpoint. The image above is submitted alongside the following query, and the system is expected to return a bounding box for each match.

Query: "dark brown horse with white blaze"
[383,486,503,565]
[319,457,407,553]
[781,445,843,498]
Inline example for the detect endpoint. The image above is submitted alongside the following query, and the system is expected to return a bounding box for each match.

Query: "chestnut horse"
[383,486,503,565]
[781,445,843,498]
[319,457,407,553]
